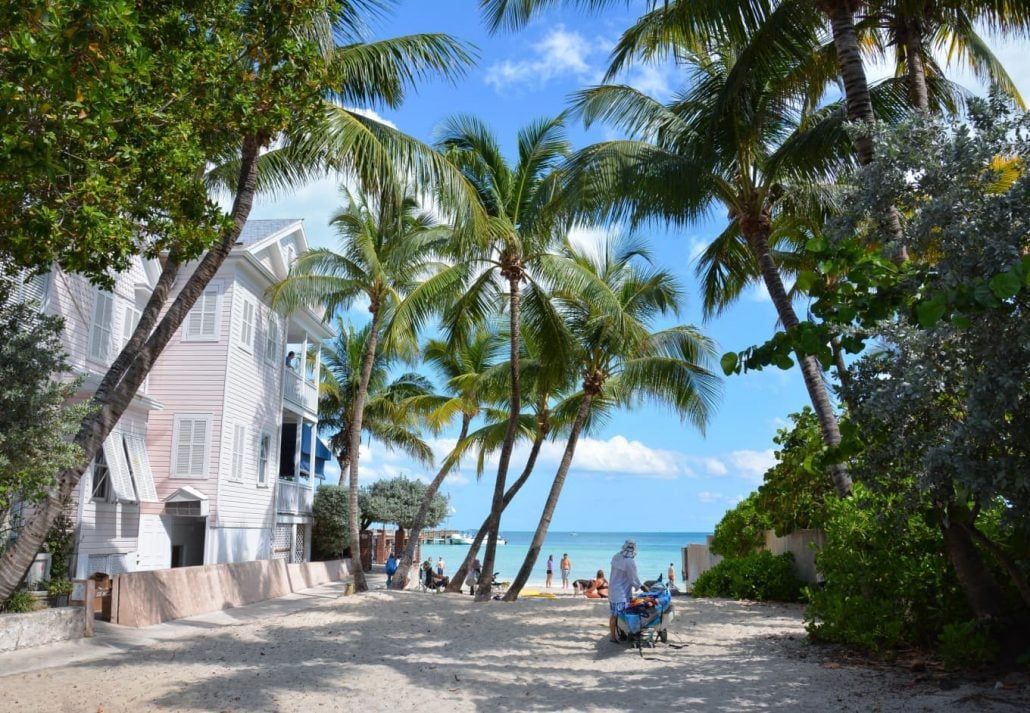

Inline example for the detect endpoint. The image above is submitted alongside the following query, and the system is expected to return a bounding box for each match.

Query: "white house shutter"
[240,300,255,349]
[185,286,218,339]
[264,315,279,362]
[89,291,114,362]
[173,415,209,476]
[13,270,48,308]
[123,433,158,502]
[102,433,136,502]
[231,424,246,480]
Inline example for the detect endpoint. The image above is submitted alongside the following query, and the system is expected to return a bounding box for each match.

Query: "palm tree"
[390,330,506,589]
[444,325,581,592]
[269,187,450,591]
[504,235,719,600]
[318,319,435,483]
[0,1,480,602]
[418,115,603,600]
[565,39,859,497]
[865,1,1030,110]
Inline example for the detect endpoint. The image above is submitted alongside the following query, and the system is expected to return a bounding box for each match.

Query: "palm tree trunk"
[445,428,546,593]
[821,1,876,165]
[392,415,471,590]
[902,19,930,111]
[0,134,265,603]
[346,306,382,592]
[476,274,522,601]
[503,392,593,601]
[748,223,852,498]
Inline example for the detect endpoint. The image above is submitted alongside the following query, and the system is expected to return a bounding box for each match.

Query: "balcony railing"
[283,370,318,413]
[276,479,313,515]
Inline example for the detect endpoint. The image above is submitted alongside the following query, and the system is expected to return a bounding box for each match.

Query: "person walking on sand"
[560,553,572,591]
[385,552,398,589]
[668,562,676,589]
[545,554,554,588]
[436,556,445,576]
[608,539,641,643]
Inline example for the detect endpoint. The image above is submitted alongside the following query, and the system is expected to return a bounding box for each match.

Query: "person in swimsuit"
[545,554,554,588]
[560,553,572,590]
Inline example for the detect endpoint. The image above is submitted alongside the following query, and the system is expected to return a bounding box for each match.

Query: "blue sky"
[248,1,1030,532]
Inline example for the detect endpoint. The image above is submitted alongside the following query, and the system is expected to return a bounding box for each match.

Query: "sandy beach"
[2,586,1027,713]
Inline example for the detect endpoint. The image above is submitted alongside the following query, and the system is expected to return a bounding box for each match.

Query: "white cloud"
[699,457,728,476]
[485,26,601,91]
[697,490,732,504]
[727,449,777,484]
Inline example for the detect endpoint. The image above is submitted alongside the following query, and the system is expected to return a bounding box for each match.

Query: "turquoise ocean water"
[423,531,710,588]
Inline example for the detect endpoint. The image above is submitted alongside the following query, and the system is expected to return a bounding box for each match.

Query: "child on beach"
[545,555,554,588]
[560,554,572,590]
[667,563,676,588]
[436,556,445,576]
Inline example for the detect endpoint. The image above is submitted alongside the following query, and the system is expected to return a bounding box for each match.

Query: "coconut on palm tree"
[269,187,451,591]
[504,234,719,600]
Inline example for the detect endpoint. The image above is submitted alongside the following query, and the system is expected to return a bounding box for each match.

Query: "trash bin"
[91,572,113,621]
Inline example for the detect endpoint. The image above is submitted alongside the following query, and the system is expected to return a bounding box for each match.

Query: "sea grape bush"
[804,485,968,653]
[692,551,804,602]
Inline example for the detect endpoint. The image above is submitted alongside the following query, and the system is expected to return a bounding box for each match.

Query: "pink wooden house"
[21,219,333,580]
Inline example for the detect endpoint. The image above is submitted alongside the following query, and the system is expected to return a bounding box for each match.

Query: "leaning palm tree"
[390,329,506,589]
[269,187,450,591]
[565,40,859,497]
[414,115,607,600]
[0,0,482,602]
[504,235,719,600]
[318,319,435,483]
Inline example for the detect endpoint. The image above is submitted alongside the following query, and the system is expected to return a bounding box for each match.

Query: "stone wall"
[110,558,351,628]
[0,607,83,653]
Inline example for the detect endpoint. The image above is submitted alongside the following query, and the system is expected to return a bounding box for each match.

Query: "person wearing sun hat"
[607,539,641,643]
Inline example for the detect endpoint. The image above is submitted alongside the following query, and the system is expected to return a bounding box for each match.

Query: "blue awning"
[301,423,331,478]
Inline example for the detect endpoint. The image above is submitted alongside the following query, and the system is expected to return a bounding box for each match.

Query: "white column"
[307,417,317,489]
[293,416,302,479]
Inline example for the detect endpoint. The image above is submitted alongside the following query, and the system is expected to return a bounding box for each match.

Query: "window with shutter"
[231,424,246,481]
[184,286,219,341]
[122,305,142,350]
[89,290,114,363]
[258,433,271,486]
[172,414,211,477]
[239,299,255,350]
[102,433,137,502]
[122,433,158,502]
[264,315,279,363]
[91,449,110,501]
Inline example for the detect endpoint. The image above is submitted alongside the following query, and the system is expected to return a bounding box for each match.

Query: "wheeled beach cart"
[616,583,674,655]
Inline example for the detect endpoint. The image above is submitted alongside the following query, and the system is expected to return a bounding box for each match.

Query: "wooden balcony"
[276,479,313,515]
[283,370,318,414]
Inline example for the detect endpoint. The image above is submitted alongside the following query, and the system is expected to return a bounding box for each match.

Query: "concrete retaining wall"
[0,607,83,653]
[111,558,351,627]
[765,529,825,584]
[683,543,723,588]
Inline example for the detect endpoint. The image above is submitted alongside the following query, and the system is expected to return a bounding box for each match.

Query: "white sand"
[3,590,1026,712]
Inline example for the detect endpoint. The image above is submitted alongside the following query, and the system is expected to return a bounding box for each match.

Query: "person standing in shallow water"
[560,553,572,591]
[608,539,641,643]
[545,554,554,588]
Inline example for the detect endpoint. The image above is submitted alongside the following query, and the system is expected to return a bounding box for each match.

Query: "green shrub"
[44,512,75,579]
[938,620,998,669]
[804,485,967,653]
[710,493,769,557]
[312,485,350,561]
[692,551,804,602]
[1,590,40,613]
[45,578,73,597]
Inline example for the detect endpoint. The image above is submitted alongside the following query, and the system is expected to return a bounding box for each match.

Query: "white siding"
[214,272,281,530]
